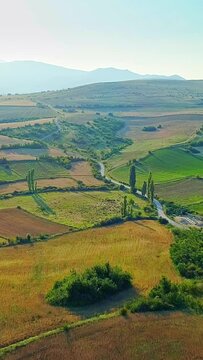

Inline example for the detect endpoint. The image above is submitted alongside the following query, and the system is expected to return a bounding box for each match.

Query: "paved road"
[99,162,184,228]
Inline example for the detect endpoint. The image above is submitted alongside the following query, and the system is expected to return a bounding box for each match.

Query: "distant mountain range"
[0,61,185,94]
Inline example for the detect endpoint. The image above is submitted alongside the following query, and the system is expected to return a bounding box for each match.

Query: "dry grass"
[0,97,35,107]
[0,208,69,239]
[0,146,64,161]
[69,161,103,186]
[0,118,55,130]
[0,178,77,195]
[0,135,29,147]
[5,312,203,360]
[107,113,203,168]
[0,221,179,346]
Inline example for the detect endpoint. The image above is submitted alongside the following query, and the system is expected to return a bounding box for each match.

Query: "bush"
[170,228,203,278]
[46,263,132,307]
[159,217,169,225]
[128,277,203,314]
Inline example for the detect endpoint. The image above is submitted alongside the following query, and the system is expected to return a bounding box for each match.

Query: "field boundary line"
[0,311,118,358]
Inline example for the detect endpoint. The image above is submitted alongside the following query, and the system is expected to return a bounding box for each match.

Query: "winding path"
[98,162,184,228]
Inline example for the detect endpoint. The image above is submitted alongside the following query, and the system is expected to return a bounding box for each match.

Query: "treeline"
[129,164,155,204]
[0,141,48,150]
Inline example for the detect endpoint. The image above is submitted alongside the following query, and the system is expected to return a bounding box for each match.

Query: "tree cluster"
[46,263,132,307]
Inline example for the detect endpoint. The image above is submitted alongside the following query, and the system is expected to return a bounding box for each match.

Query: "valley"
[0,79,202,359]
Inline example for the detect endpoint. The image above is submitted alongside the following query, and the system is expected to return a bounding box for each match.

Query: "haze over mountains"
[0,61,185,95]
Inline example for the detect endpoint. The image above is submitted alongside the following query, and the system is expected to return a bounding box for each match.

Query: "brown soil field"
[4,312,203,360]
[0,208,69,239]
[156,178,203,201]
[0,178,77,194]
[69,161,103,186]
[0,221,179,346]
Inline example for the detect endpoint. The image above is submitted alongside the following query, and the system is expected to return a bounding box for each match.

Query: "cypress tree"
[150,180,155,204]
[141,181,147,196]
[129,165,136,193]
[147,172,152,199]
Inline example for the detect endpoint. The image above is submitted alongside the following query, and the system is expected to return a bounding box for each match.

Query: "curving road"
[98,162,184,228]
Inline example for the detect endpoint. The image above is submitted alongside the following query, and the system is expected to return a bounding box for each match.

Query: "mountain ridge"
[0,60,185,94]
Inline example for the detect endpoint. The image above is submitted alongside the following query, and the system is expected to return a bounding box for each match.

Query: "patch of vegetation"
[163,201,189,216]
[46,263,132,306]
[142,126,157,132]
[0,233,49,248]
[170,228,203,278]
[127,277,203,313]
[0,117,132,159]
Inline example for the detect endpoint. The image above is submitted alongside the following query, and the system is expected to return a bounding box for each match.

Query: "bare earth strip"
[0,178,77,194]
[0,208,69,239]
[5,313,203,360]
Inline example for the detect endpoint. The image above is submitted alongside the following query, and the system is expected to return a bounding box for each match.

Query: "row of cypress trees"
[129,164,155,204]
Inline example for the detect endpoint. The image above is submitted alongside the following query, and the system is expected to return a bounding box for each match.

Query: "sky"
[0,0,203,79]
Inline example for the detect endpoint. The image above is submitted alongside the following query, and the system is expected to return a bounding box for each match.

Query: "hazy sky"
[0,0,203,79]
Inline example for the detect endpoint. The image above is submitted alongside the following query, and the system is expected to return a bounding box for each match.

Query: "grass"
[69,161,104,186]
[156,178,203,215]
[0,191,147,228]
[107,113,203,168]
[6,312,202,360]
[0,160,69,183]
[110,147,203,187]
[0,220,178,346]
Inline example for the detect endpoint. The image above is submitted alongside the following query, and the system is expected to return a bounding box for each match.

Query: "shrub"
[46,263,132,307]
[128,277,203,314]
[170,228,203,278]
[159,217,169,225]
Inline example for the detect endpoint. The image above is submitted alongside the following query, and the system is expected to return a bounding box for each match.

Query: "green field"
[156,178,203,215]
[0,191,147,228]
[110,147,203,186]
[0,160,69,183]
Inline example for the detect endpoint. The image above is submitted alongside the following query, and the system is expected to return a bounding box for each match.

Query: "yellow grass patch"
[0,221,178,346]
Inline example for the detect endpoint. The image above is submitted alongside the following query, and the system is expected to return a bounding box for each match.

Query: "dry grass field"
[69,161,103,186]
[0,96,36,107]
[0,178,77,195]
[0,117,55,130]
[107,113,203,168]
[5,313,203,360]
[0,208,69,239]
[0,135,29,147]
[0,146,64,161]
[0,221,179,346]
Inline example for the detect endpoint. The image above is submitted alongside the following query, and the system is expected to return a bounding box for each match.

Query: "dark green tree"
[129,165,136,193]
[150,180,155,204]
[141,181,147,196]
[147,172,152,199]
[121,196,128,217]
